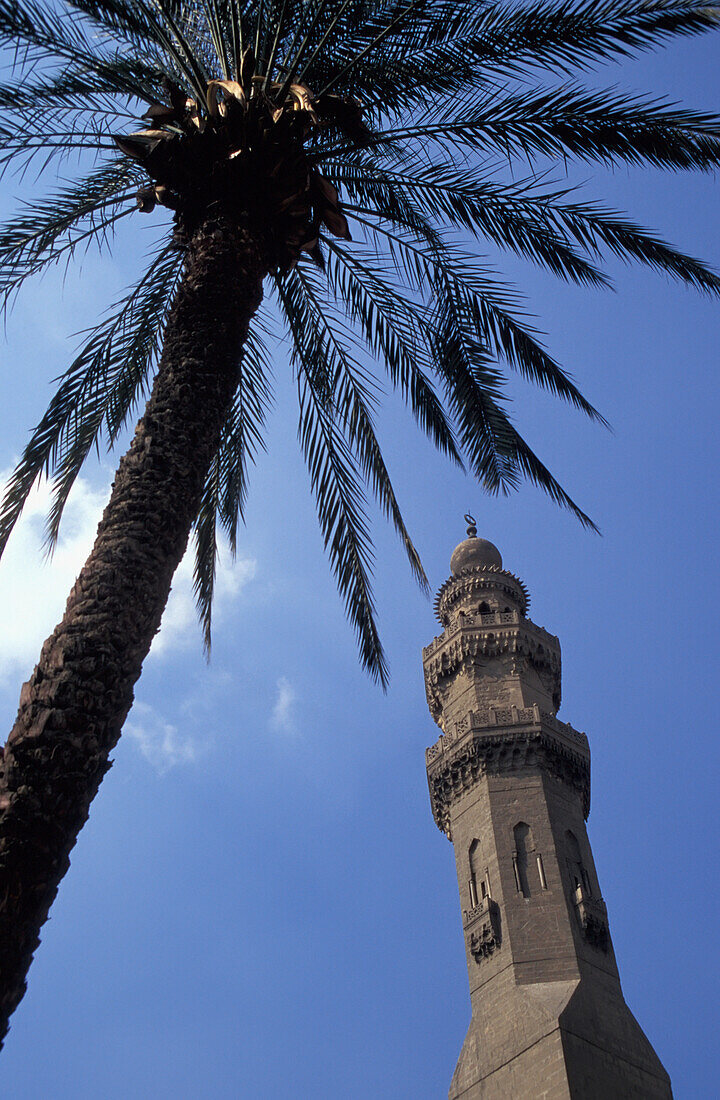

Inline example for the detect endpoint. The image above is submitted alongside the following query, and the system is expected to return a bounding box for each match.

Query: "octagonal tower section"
[424,521,672,1100]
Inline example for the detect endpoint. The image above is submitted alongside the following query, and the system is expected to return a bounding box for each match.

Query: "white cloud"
[0,470,256,684]
[0,474,108,685]
[149,544,256,659]
[123,701,200,773]
[270,676,297,734]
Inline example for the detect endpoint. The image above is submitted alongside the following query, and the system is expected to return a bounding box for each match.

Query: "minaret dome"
[435,518,529,628]
[450,536,503,575]
[449,513,503,575]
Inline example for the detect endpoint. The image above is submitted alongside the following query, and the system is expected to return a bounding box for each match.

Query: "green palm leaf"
[0,240,181,555]
[193,319,274,649]
[5,0,720,1048]
[275,269,389,684]
[0,0,718,664]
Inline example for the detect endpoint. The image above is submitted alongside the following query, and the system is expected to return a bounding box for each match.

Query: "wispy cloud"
[123,701,200,773]
[0,470,256,684]
[149,545,256,659]
[0,474,108,685]
[270,676,297,734]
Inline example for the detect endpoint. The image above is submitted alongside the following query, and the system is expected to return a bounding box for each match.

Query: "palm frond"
[0,161,140,305]
[542,198,720,293]
[327,85,720,172]
[217,320,275,553]
[321,238,463,463]
[333,162,611,288]
[398,0,720,76]
[191,317,274,651]
[0,73,144,118]
[346,211,605,422]
[193,452,222,653]
[307,1,720,115]
[44,239,182,547]
[0,240,181,556]
[275,269,390,685]
[290,263,429,589]
[428,283,597,528]
[0,0,162,102]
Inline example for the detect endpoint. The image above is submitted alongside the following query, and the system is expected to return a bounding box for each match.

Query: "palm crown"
[2,0,720,1051]
[2,0,720,684]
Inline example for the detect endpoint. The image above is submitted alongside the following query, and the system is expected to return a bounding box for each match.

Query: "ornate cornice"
[423,618,560,675]
[426,708,590,837]
[423,618,562,722]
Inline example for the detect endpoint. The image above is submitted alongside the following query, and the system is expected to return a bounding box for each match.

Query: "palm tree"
[0,0,718,1045]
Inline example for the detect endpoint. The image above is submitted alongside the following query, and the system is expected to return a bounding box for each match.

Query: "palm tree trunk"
[0,213,267,1045]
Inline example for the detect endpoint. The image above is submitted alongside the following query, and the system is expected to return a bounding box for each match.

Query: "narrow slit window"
[513,822,532,897]
[512,853,521,893]
[468,839,483,908]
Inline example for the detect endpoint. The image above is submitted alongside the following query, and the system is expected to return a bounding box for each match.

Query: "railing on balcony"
[425,704,586,763]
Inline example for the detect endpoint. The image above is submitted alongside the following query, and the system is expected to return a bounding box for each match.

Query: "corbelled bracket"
[574,886,610,953]
[466,898,501,963]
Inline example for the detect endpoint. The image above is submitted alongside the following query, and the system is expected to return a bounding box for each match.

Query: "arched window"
[468,839,490,908]
[513,822,534,897]
[478,601,491,615]
[566,830,591,896]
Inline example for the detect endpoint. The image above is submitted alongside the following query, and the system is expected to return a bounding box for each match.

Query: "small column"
[424,519,672,1099]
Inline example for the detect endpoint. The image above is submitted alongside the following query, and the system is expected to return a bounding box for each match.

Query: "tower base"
[449,972,672,1099]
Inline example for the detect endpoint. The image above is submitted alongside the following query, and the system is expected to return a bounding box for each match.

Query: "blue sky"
[0,25,719,1100]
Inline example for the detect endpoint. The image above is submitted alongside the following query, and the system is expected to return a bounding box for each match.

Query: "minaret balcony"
[463,896,501,962]
[423,609,563,727]
[425,703,587,763]
[422,612,560,663]
[425,705,590,838]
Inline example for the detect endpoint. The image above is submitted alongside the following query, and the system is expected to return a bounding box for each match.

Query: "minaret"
[424,519,672,1099]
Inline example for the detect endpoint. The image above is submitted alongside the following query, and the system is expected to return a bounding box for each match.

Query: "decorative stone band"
[422,616,560,664]
[434,565,530,625]
[423,622,562,724]
[460,609,521,627]
[426,705,586,757]
[426,710,591,838]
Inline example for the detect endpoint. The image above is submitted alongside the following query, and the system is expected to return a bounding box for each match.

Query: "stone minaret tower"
[424,520,671,1099]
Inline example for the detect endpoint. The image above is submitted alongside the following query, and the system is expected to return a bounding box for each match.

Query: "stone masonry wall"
[427,544,672,1098]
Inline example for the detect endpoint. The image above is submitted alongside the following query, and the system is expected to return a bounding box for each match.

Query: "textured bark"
[0,215,267,1044]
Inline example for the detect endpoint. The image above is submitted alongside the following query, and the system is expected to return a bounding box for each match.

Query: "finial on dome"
[449,517,502,575]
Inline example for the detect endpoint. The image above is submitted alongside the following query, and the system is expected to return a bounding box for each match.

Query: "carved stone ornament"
[574,888,610,953]
[469,922,498,963]
[434,565,530,624]
[465,897,501,963]
[423,617,562,724]
[423,618,560,676]
[426,716,591,839]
